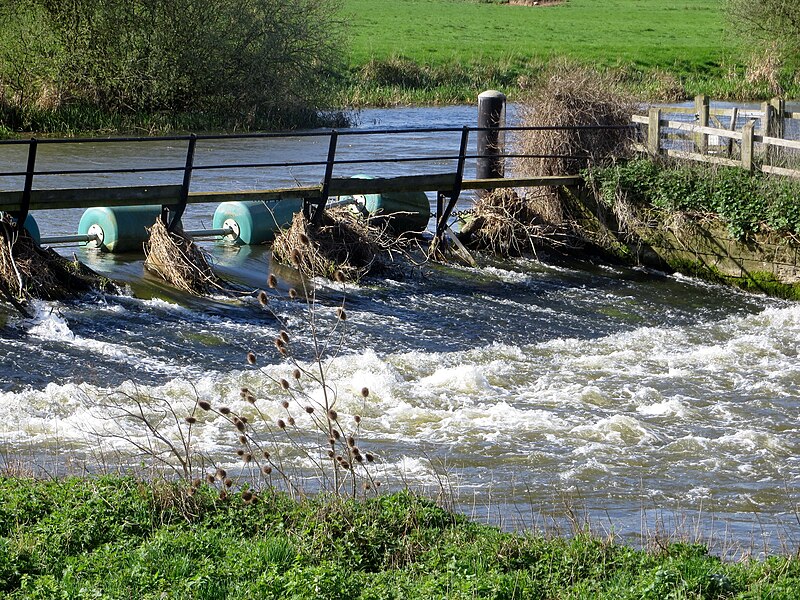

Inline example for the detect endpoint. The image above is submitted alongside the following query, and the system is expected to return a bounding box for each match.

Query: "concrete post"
[477,90,506,180]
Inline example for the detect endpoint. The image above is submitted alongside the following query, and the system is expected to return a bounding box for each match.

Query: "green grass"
[342,0,727,72]
[0,475,798,599]
[337,0,798,105]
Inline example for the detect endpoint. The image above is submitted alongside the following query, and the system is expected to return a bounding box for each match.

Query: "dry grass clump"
[515,63,635,181]
[458,189,572,256]
[144,217,224,295]
[0,215,114,313]
[272,208,386,282]
[461,65,635,257]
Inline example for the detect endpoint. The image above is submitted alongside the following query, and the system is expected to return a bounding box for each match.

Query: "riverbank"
[1,475,797,598]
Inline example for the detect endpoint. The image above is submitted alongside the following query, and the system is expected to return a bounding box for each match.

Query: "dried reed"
[272,207,386,282]
[143,216,223,295]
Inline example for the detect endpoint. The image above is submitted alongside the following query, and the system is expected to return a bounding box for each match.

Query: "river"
[0,106,798,556]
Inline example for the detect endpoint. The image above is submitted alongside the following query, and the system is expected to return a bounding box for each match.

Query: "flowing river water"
[0,106,798,555]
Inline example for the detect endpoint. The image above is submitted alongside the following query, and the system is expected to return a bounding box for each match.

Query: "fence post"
[694,94,709,154]
[741,120,755,172]
[647,108,661,155]
[476,90,506,181]
[759,101,772,138]
[767,97,785,164]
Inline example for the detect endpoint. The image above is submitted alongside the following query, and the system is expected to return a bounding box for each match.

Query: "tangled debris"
[0,215,114,315]
[272,207,399,282]
[458,189,575,256]
[461,65,635,256]
[144,216,225,295]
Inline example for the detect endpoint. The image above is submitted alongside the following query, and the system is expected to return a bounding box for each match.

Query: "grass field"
[341,0,728,72]
[337,0,795,105]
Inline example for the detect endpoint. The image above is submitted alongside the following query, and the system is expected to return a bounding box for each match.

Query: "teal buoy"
[212,199,302,245]
[77,205,162,253]
[22,214,40,243]
[345,175,431,233]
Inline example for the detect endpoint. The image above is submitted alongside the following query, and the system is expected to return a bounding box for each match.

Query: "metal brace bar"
[14,138,37,232]
[168,134,196,232]
[310,130,338,225]
[435,126,469,244]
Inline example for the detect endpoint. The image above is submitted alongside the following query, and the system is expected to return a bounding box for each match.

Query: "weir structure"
[0,95,631,253]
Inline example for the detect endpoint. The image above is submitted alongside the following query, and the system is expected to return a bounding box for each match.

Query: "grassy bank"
[0,476,797,599]
[338,0,799,105]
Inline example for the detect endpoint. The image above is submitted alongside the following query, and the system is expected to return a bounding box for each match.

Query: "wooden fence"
[632,95,800,178]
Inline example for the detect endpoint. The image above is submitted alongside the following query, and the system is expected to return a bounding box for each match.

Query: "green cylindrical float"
[22,214,40,243]
[77,205,162,253]
[212,199,302,245]
[346,175,431,233]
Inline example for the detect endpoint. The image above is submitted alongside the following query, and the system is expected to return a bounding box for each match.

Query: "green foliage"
[587,159,800,239]
[0,475,797,598]
[0,0,344,132]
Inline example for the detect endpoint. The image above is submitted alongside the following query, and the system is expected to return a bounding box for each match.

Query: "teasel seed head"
[341,460,350,470]
[206,474,215,484]
[366,453,375,463]
[361,387,369,398]
[267,273,278,289]
[238,435,247,445]
[262,465,272,475]
[328,450,335,458]
[263,450,270,459]
[274,337,285,350]
[198,401,211,411]
[290,248,302,264]
[247,352,257,365]
[304,406,314,414]
[242,490,254,502]
[277,419,286,429]
[236,449,245,457]
[185,416,197,425]
[347,436,355,447]
[298,232,310,246]
[192,478,201,488]
[364,483,371,490]
[328,437,335,445]
[280,330,290,343]
[375,481,381,488]
[239,388,248,398]
[336,307,347,321]
[219,489,228,500]
[243,453,252,464]
[224,478,233,488]
[219,407,231,415]
[257,290,269,306]
[332,429,340,440]
[355,453,364,463]
[240,415,248,424]
[288,288,298,299]
[281,400,289,409]
[245,392,256,404]
[354,415,361,424]
[235,419,245,432]
[280,378,290,390]
[287,416,295,426]
[328,409,338,422]
[334,269,346,283]
[292,368,301,380]
[215,468,227,480]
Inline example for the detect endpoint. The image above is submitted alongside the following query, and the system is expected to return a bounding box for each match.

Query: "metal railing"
[0,124,629,243]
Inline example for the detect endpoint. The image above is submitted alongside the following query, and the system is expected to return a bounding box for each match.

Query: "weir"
[0,122,602,253]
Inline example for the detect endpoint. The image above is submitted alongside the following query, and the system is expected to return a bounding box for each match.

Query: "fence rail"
[632,95,800,178]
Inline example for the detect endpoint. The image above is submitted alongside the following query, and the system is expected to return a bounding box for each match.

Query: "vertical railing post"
[741,120,755,172]
[168,134,196,232]
[15,138,38,233]
[435,126,469,246]
[647,108,661,156]
[310,130,338,225]
[476,90,506,183]
[694,94,709,154]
